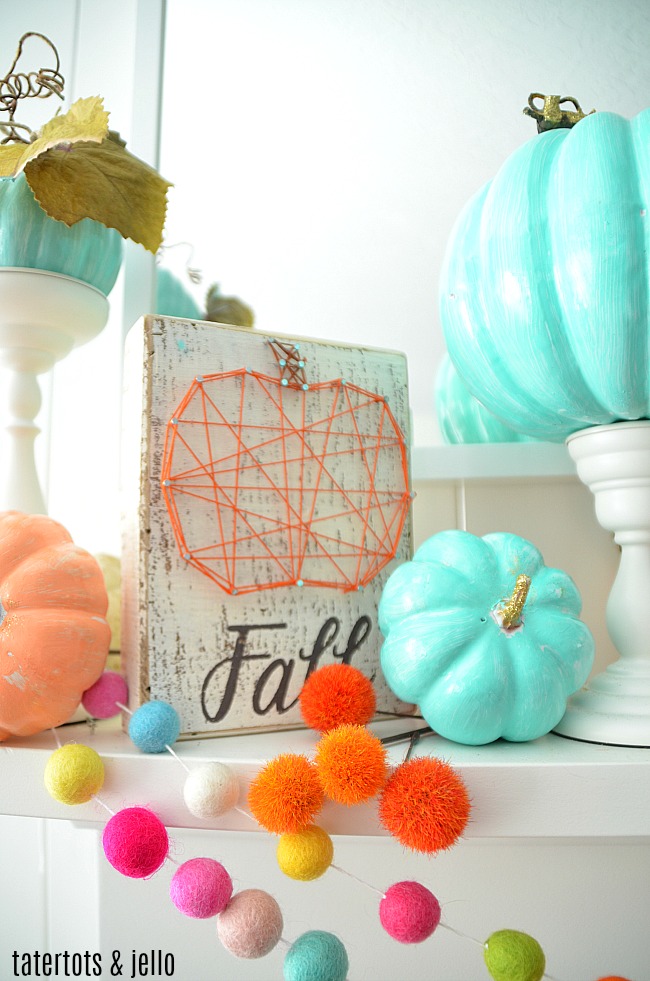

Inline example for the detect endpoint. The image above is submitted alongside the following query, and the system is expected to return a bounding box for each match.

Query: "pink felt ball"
[217,889,283,959]
[379,881,441,944]
[170,858,233,919]
[82,671,129,719]
[102,807,169,878]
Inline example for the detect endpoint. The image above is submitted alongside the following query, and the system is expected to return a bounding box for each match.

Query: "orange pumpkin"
[0,511,110,740]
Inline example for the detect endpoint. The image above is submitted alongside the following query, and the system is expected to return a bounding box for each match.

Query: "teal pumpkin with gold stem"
[378,530,594,745]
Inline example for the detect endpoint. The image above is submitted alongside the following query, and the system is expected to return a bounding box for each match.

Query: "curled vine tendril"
[0,32,65,144]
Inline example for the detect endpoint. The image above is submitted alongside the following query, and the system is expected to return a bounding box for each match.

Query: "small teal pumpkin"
[435,354,537,444]
[440,108,650,442]
[0,174,123,296]
[379,530,594,745]
[155,268,203,319]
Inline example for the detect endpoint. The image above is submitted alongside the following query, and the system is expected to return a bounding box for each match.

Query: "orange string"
[161,369,411,594]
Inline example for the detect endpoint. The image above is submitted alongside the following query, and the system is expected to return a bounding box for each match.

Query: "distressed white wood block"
[121,317,415,737]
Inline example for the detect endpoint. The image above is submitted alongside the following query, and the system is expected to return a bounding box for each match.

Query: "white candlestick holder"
[555,420,650,747]
[0,268,109,514]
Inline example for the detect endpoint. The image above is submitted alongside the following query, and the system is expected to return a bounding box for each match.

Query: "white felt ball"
[183,762,240,819]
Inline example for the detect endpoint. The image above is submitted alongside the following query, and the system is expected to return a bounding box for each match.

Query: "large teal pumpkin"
[0,174,123,296]
[440,109,650,442]
[378,530,594,745]
[155,268,203,319]
[435,354,537,444]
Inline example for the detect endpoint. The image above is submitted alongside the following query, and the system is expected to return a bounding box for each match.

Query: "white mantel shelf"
[411,442,576,481]
[1,718,648,840]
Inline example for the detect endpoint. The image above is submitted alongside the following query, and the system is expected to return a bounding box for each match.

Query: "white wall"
[0,8,648,979]
[3,0,650,554]
[161,0,650,446]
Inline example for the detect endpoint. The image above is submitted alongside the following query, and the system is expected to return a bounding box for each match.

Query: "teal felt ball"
[128,700,181,753]
[283,931,348,981]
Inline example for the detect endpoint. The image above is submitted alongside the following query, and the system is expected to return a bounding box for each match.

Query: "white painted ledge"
[412,443,575,481]
[1,718,648,839]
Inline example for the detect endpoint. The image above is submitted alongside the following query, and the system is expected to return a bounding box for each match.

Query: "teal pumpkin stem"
[496,574,531,629]
[523,93,595,133]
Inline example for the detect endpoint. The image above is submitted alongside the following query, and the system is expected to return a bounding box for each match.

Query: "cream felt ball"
[170,858,232,918]
[379,881,441,944]
[102,806,169,878]
[44,744,105,805]
[128,700,180,753]
[484,929,546,981]
[183,762,240,818]
[82,671,128,719]
[217,889,283,959]
[277,825,333,881]
[283,931,349,981]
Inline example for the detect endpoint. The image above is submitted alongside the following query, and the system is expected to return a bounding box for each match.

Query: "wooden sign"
[121,316,415,737]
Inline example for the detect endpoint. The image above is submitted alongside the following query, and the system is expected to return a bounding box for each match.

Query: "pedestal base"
[554,658,650,747]
[0,268,108,513]
[556,421,650,747]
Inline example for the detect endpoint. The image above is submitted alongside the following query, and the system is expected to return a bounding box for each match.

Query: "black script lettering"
[201,623,286,723]
[298,617,340,679]
[335,615,372,665]
[253,658,296,715]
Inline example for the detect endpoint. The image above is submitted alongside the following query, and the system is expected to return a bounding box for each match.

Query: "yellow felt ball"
[44,744,105,805]
[277,824,334,881]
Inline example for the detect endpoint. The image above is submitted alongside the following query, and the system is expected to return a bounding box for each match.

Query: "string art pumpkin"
[379,530,594,745]
[0,511,110,740]
[161,339,411,594]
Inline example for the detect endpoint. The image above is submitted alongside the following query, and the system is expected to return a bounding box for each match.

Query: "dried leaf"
[0,96,108,178]
[25,137,171,254]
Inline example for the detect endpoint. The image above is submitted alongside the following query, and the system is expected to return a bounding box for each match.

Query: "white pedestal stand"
[0,268,109,514]
[555,421,650,747]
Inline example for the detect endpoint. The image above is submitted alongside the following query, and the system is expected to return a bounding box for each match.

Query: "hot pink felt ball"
[102,807,169,878]
[170,858,233,919]
[379,881,441,944]
[217,889,283,959]
[82,671,129,719]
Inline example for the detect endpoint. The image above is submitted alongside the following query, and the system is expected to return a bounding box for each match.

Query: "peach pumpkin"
[0,511,110,740]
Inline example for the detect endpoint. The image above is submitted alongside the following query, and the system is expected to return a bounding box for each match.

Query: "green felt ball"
[484,929,546,981]
[283,931,348,981]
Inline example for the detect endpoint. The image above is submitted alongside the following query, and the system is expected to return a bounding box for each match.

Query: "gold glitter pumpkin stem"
[523,93,595,133]
[498,574,531,628]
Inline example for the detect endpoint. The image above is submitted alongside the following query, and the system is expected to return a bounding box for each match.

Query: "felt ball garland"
[183,760,240,818]
[37,666,623,980]
[483,929,546,981]
[82,670,129,720]
[103,806,169,878]
[379,881,441,944]
[44,743,105,804]
[276,824,334,881]
[283,930,349,981]
[216,888,284,959]
[128,699,181,753]
[170,858,233,918]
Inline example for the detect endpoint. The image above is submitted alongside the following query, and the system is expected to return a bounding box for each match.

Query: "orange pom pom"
[379,756,470,854]
[248,754,324,834]
[299,664,376,732]
[315,724,387,805]
[595,977,633,980]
